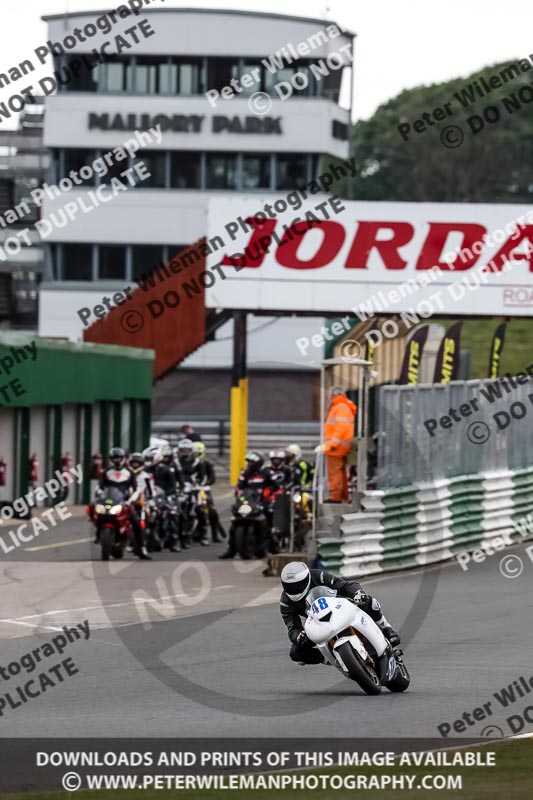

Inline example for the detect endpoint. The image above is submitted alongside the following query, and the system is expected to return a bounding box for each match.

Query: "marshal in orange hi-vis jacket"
[324,388,357,502]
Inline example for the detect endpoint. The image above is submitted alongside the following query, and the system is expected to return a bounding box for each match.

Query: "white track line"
[0,585,236,624]
[24,537,93,552]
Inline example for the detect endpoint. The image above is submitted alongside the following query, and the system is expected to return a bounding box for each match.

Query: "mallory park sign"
[88,112,282,134]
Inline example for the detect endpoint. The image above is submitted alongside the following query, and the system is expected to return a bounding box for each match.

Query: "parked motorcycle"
[231,488,267,559]
[160,492,182,551]
[90,488,132,561]
[304,586,410,695]
[176,483,215,546]
[291,489,312,550]
[178,482,198,546]
[144,487,167,552]
[197,485,227,543]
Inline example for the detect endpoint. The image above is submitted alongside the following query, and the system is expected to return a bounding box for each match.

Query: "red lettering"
[344,221,414,269]
[485,226,533,272]
[275,221,345,269]
[415,222,486,271]
[221,218,277,268]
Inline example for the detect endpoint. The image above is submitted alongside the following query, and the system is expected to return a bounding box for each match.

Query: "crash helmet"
[161,444,174,465]
[177,438,194,462]
[109,446,126,470]
[286,444,302,463]
[281,562,311,601]
[192,441,206,460]
[143,445,161,469]
[245,450,264,471]
[129,452,144,473]
[269,448,286,469]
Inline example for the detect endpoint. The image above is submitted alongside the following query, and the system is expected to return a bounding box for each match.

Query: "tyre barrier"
[317,467,533,578]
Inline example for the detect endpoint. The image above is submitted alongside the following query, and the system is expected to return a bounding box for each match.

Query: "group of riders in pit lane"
[94,438,220,560]
[93,441,315,562]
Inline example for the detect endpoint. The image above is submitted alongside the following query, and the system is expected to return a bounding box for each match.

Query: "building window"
[264,65,296,95]
[207,58,239,94]
[170,152,201,188]
[332,120,348,140]
[99,245,126,280]
[63,149,98,186]
[166,245,186,261]
[62,244,93,281]
[159,61,177,94]
[134,58,165,94]
[276,154,308,190]
[132,245,165,280]
[242,154,271,190]
[206,153,237,190]
[321,67,343,102]
[240,61,264,95]
[58,56,99,92]
[134,151,167,188]
[98,151,130,184]
[99,60,130,92]
[169,58,203,95]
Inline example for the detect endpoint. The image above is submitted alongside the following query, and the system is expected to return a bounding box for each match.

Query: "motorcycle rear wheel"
[335,642,382,695]
[100,526,113,561]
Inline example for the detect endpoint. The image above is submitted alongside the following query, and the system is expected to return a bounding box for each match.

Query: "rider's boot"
[199,527,210,546]
[138,546,152,561]
[381,625,401,647]
[356,592,401,647]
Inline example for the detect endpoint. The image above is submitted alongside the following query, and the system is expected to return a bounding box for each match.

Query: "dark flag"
[433,322,463,384]
[488,322,507,378]
[398,325,429,384]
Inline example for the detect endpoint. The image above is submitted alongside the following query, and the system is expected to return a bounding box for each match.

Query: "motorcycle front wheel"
[335,642,382,695]
[387,657,411,692]
[99,526,113,561]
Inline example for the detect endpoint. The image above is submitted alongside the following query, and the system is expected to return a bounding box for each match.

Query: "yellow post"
[239,376,248,467]
[230,311,248,485]
[230,385,243,485]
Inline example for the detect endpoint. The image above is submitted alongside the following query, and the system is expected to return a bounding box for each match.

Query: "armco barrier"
[317,467,533,577]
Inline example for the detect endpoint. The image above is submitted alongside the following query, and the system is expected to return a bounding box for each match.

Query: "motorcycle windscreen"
[305,585,337,609]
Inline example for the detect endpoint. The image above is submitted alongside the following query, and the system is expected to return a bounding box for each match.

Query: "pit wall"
[317,468,533,576]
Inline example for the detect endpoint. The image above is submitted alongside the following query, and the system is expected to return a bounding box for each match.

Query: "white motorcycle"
[304,587,410,695]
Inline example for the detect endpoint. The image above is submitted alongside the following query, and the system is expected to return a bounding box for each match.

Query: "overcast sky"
[0,0,531,126]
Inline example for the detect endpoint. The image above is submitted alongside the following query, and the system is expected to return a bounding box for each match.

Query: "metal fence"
[376,376,533,488]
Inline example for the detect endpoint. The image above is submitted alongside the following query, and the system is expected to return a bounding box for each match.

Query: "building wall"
[154,368,319,421]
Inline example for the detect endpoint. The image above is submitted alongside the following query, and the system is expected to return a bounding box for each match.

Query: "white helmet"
[286,444,302,461]
[281,561,311,601]
[177,438,194,461]
[142,445,161,468]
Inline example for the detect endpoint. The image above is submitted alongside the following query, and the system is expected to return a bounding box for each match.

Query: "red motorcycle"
[88,487,132,561]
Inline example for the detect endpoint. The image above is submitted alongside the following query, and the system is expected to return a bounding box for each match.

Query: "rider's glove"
[295,630,308,647]
[353,589,369,607]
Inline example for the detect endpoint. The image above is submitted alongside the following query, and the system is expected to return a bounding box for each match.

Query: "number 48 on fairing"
[311,597,329,615]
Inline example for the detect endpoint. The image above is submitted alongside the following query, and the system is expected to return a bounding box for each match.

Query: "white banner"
[206,198,533,317]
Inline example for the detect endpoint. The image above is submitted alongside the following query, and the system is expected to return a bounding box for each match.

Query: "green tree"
[350,60,533,202]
